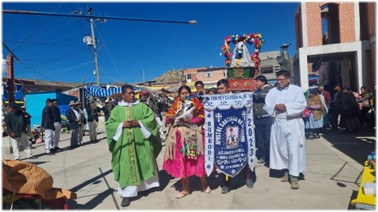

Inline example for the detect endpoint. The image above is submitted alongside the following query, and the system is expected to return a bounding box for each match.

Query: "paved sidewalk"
[2,122,375,209]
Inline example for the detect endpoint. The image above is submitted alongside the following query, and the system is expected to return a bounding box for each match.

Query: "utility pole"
[4,8,197,87]
[6,54,15,103]
[88,7,100,86]
[82,75,85,108]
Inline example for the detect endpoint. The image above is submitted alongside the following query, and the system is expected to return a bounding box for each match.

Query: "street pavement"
[2,119,376,210]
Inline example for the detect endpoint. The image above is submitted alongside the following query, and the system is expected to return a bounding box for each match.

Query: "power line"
[3,8,197,84]
[2,42,20,61]
[3,40,87,48]
[11,3,65,52]
[92,22,123,80]
[22,60,93,78]
[3,9,197,25]
[17,60,55,81]
[69,3,88,34]
[4,41,89,80]
[18,48,88,68]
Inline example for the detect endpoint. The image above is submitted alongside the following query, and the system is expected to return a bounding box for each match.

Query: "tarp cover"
[2,160,76,200]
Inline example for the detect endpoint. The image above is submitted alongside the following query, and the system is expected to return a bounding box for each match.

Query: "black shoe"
[54,147,63,152]
[246,179,254,188]
[121,197,131,207]
[221,186,230,194]
[50,148,57,153]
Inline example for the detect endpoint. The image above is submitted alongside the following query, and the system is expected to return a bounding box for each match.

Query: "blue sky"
[2,2,300,84]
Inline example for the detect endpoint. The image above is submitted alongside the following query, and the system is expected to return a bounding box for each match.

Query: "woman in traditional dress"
[305,89,325,139]
[163,85,211,199]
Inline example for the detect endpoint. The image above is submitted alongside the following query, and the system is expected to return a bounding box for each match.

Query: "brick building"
[196,67,227,89]
[293,2,376,92]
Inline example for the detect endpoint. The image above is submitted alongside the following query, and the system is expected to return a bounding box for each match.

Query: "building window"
[321,3,340,45]
[273,65,281,72]
[260,67,274,74]
[205,72,213,78]
[187,74,192,80]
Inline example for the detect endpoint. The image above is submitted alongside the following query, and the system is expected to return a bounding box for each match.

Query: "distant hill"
[154,69,184,83]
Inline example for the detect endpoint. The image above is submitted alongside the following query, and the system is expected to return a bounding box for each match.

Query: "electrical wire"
[18,59,93,79]
[98,65,125,83]
[20,48,88,68]
[38,60,93,77]
[33,26,83,48]
[5,5,192,84]
[94,16,188,82]
[92,22,123,80]
[3,40,87,48]
[17,60,56,81]
[12,3,65,52]
[69,3,88,34]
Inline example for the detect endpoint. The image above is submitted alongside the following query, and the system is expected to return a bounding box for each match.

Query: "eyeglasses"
[277,78,288,81]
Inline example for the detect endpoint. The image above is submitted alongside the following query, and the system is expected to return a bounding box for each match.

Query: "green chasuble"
[105,102,162,189]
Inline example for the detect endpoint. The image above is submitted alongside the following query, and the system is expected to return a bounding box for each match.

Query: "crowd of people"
[3,69,375,207]
[103,70,314,207]
[304,84,375,139]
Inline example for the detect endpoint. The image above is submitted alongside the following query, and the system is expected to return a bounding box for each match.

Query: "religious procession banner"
[203,92,256,177]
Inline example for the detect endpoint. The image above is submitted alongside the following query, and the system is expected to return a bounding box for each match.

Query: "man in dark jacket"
[51,99,62,152]
[103,98,113,122]
[5,102,35,160]
[253,75,274,165]
[331,84,344,130]
[41,98,55,155]
[21,106,32,138]
[20,106,32,126]
[66,100,79,149]
[85,100,99,143]
[75,101,86,145]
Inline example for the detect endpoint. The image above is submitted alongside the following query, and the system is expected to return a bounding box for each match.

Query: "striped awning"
[85,85,142,97]
[86,85,122,97]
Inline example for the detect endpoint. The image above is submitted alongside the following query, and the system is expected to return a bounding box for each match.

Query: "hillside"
[154,69,184,83]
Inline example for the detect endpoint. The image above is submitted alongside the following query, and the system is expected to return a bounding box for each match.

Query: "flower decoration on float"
[220,33,264,69]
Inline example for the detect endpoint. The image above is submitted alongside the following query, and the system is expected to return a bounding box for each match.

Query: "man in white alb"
[263,70,306,189]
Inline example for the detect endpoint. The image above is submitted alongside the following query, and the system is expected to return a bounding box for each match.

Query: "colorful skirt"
[162,129,206,178]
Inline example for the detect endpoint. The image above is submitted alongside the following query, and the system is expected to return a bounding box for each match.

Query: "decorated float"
[221,33,264,91]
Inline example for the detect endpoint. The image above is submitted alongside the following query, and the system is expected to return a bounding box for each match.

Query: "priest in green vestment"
[105,84,162,207]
